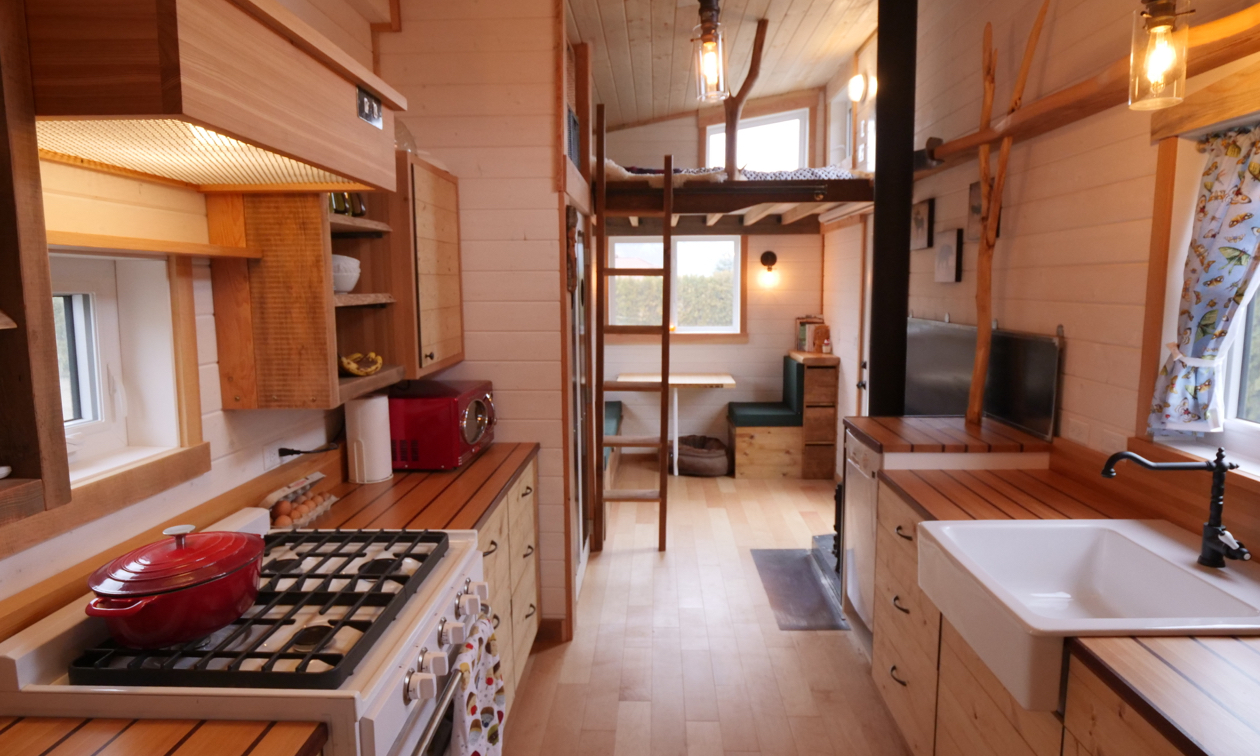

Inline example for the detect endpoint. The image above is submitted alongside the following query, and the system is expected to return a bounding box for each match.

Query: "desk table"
[615,372,736,475]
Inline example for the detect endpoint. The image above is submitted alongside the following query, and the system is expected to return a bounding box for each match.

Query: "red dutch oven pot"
[85,524,265,649]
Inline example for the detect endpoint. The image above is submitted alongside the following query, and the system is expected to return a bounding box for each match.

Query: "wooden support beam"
[781,202,839,225]
[926,4,1260,176]
[706,213,722,226]
[1152,57,1260,140]
[742,203,777,226]
[671,214,680,227]
[608,215,821,236]
[629,216,639,227]
[1135,138,1180,436]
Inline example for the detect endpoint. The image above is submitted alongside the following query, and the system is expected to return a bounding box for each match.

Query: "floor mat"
[750,548,848,631]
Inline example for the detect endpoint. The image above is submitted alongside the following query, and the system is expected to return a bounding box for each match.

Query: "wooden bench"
[727,352,839,479]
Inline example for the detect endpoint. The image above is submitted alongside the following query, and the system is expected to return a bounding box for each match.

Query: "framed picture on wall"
[910,198,934,250]
[966,181,1001,242]
[935,228,963,283]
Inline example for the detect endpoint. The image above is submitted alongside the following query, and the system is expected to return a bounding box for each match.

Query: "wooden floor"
[505,456,911,756]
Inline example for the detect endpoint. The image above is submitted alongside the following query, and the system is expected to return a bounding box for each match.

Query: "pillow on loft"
[603,159,727,187]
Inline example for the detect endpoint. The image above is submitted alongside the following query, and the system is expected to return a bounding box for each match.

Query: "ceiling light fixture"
[694,0,728,102]
[1129,0,1192,111]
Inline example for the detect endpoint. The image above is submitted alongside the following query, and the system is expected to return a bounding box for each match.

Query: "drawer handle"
[492,614,501,629]
[894,525,913,541]
[889,665,908,687]
[521,485,533,497]
[483,540,498,557]
[522,544,534,558]
[524,604,536,619]
[892,595,910,614]
[425,352,436,361]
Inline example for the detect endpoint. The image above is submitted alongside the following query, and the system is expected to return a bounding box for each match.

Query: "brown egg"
[274,500,292,517]
[273,515,293,528]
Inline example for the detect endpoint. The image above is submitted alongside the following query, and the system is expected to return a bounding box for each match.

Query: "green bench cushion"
[603,400,623,468]
[728,356,805,428]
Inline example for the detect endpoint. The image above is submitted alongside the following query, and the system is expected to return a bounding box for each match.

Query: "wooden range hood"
[25,0,406,191]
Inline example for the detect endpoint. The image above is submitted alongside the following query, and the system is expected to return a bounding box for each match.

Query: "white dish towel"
[449,615,504,756]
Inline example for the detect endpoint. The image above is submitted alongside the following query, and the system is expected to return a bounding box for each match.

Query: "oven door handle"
[409,671,462,756]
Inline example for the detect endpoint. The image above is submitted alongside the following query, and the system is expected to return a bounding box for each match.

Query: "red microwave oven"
[388,380,495,470]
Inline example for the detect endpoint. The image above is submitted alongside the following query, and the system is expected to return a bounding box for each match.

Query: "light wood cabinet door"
[411,160,463,373]
[1063,653,1183,756]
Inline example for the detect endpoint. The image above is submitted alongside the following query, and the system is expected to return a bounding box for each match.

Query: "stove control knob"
[422,650,449,676]
[459,594,481,618]
[405,670,437,704]
[470,581,490,601]
[444,620,467,646]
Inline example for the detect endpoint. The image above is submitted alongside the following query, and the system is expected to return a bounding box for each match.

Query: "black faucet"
[1101,448,1251,568]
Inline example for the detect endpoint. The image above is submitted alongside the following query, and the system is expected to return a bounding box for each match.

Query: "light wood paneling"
[1063,652,1185,756]
[732,426,804,479]
[46,230,259,259]
[567,0,876,128]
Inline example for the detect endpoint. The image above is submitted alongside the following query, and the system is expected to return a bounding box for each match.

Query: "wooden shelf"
[334,292,395,307]
[0,478,43,524]
[46,230,260,259]
[0,308,15,330]
[338,364,404,404]
[328,213,391,236]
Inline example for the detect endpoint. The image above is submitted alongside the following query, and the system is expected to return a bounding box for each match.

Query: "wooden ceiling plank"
[649,0,676,120]
[668,4,700,123]
[570,0,623,126]
[779,0,869,93]
[625,0,655,124]
[597,0,639,124]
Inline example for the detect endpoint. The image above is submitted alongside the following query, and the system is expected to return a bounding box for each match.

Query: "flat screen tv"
[903,318,1062,441]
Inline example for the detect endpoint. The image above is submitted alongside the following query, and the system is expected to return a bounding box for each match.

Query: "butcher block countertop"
[311,442,539,530]
[0,718,325,756]
[844,415,1050,453]
[882,466,1260,755]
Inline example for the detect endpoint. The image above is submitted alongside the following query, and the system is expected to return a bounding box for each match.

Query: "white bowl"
[0,466,9,480]
[333,270,360,293]
[331,254,360,272]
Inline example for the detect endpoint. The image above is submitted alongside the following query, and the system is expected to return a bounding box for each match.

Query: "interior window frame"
[608,234,746,338]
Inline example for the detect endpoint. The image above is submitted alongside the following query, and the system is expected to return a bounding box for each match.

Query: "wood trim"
[1135,138,1179,437]
[69,442,210,511]
[535,617,569,646]
[38,149,198,190]
[741,234,750,337]
[556,10,577,642]
[0,479,43,528]
[697,88,823,168]
[926,5,1260,176]
[225,0,407,110]
[819,212,867,234]
[1152,58,1260,140]
[565,157,591,215]
[168,257,203,447]
[199,182,374,193]
[0,446,343,642]
[1067,641,1209,756]
[206,194,259,410]
[46,229,260,259]
[575,43,592,180]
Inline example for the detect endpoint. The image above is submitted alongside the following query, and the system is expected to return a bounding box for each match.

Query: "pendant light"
[694,0,728,102]
[1129,0,1192,111]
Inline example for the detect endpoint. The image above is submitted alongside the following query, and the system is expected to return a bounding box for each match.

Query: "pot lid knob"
[162,524,196,548]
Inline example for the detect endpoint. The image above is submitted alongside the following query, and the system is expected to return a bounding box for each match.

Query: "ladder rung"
[605,325,667,335]
[600,268,665,277]
[603,435,665,447]
[604,489,661,501]
[603,381,664,392]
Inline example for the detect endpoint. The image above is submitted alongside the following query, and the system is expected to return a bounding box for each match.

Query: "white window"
[51,254,180,482]
[706,109,809,172]
[1214,298,1260,455]
[828,95,851,168]
[608,236,741,335]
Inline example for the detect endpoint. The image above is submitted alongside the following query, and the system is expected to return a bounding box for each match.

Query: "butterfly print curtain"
[1149,129,1260,433]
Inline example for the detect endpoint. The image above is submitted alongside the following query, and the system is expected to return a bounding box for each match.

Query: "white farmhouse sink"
[918,519,1260,711]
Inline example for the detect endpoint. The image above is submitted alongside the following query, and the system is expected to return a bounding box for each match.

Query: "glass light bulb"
[848,74,866,103]
[1145,25,1176,93]
[702,42,720,84]
[758,268,780,288]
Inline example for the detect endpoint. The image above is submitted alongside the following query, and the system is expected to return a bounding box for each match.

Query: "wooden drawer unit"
[803,406,837,442]
[511,566,540,687]
[803,365,839,405]
[872,481,940,756]
[1063,652,1182,756]
[877,481,925,565]
[480,502,510,604]
[509,462,538,593]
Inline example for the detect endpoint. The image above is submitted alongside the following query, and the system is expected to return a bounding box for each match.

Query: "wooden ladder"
[593,104,671,552]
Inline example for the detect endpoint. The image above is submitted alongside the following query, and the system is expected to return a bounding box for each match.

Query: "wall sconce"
[758,251,780,287]
[1129,0,1192,111]
[694,0,728,102]
[848,73,877,103]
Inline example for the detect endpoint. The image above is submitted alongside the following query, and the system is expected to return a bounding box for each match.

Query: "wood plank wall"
[606,115,701,169]
[910,0,1258,453]
[0,161,335,601]
[377,0,569,621]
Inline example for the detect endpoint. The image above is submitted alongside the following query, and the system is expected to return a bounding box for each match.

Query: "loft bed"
[594,109,874,236]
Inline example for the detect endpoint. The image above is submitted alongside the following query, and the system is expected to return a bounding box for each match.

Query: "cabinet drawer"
[875,523,942,666]
[489,594,515,714]
[803,406,837,443]
[508,461,537,529]
[479,501,509,594]
[510,566,539,687]
[872,605,939,756]
[509,513,537,594]
[803,366,839,405]
[877,481,926,567]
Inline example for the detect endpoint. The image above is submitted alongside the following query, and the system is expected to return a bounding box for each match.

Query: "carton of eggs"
[261,472,338,530]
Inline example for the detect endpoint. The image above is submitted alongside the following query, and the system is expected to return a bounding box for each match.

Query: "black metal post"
[867,0,918,416]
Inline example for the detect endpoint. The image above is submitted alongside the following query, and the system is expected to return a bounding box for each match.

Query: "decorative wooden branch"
[724,19,769,180]
[966,0,1050,425]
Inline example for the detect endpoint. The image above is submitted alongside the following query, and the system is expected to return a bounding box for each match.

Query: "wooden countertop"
[882,465,1258,756]
[844,415,1051,454]
[311,441,539,530]
[0,717,325,756]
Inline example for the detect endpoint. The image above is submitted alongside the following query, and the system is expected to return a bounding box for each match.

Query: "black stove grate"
[68,529,449,690]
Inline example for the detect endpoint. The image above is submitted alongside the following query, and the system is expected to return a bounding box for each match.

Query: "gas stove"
[0,509,488,756]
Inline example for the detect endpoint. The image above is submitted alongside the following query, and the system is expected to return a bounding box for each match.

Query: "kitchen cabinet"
[1062,651,1182,756]
[794,351,840,479]
[870,481,940,756]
